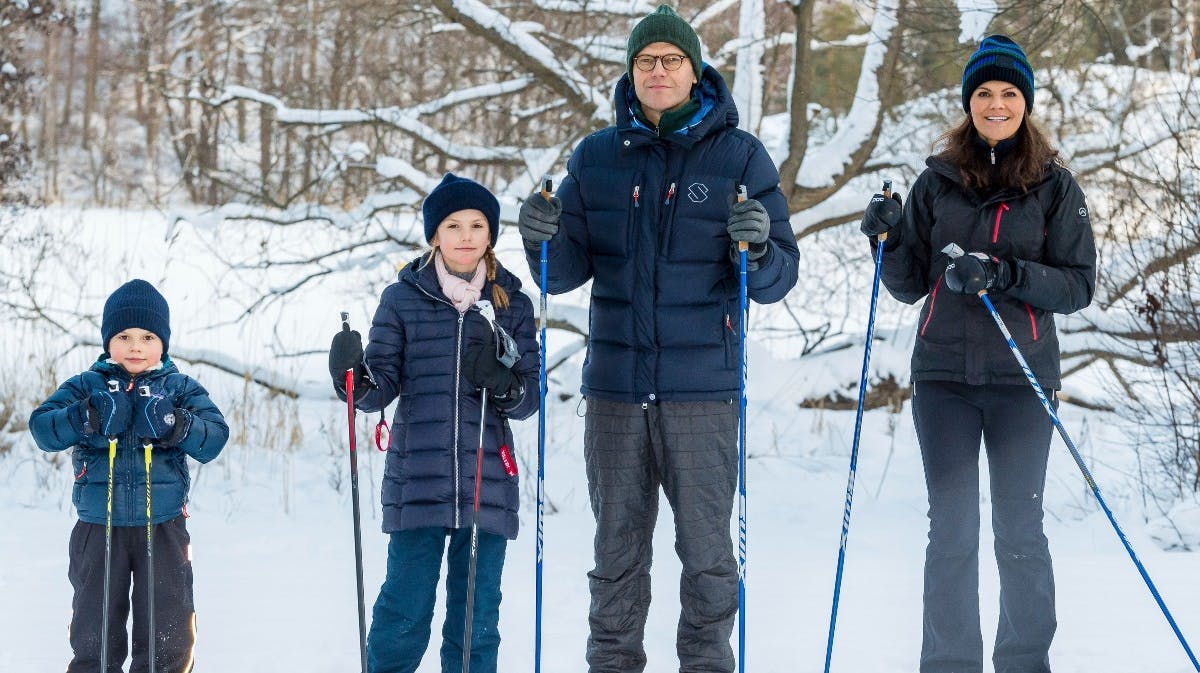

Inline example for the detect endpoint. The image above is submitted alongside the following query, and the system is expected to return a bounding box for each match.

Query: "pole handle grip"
[736,184,749,252]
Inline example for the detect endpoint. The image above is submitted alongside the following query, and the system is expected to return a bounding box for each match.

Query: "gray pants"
[583,399,739,673]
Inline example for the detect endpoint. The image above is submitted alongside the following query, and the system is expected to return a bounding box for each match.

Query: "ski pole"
[137,386,156,673]
[101,379,119,673]
[340,312,368,673]
[463,388,488,673]
[536,175,552,673]
[942,243,1200,672]
[735,183,749,673]
[823,179,892,673]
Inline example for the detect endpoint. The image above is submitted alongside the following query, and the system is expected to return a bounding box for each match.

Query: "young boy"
[30,278,229,673]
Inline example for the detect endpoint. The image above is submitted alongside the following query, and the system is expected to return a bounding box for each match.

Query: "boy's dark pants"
[67,515,195,673]
[913,381,1056,673]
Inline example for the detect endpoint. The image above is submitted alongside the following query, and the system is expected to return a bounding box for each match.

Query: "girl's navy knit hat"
[961,35,1035,113]
[101,279,171,354]
[422,173,500,246]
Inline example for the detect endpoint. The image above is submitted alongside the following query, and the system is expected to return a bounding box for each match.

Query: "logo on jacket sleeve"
[687,182,709,203]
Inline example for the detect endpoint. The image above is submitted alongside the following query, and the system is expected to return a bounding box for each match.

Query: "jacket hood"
[615,64,738,142]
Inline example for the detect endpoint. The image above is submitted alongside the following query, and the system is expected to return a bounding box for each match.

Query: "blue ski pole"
[735,183,749,673]
[942,242,1200,672]
[823,179,893,673]
[536,175,552,673]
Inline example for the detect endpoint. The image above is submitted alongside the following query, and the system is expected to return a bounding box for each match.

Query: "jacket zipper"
[664,182,676,205]
[920,276,943,337]
[413,278,469,528]
[991,202,1010,243]
[453,312,464,527]
[1025,303,1039,341]
[632,185,640,208]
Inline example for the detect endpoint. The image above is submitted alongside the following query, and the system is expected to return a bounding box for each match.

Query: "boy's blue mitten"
[75,384,133,437]
[133,386,187,445]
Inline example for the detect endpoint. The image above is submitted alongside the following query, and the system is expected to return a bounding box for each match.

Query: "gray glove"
[518,192,562,243]
[727,197,770,261]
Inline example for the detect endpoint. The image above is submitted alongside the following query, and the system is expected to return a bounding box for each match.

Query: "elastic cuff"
[164,409,193,447]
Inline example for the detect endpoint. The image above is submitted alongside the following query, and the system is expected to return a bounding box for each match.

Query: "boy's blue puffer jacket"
[30,357,228,526]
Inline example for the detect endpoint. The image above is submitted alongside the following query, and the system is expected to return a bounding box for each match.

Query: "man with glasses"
[518,5,798,672]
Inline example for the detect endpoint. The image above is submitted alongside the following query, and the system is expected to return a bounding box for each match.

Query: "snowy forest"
[2,1,1200,671]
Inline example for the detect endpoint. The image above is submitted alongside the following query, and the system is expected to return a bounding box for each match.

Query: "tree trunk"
[82,0,101,150]
[777,0,815,201]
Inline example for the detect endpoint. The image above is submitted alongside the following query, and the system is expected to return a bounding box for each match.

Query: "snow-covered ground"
[1,210,1198,672]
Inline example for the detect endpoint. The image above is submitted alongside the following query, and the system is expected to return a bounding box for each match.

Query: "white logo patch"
[687,182,709,203]
[1078,207,1088,217]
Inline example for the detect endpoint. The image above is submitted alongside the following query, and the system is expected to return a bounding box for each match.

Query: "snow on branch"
[431,0,613,125]
[795,0,899,189]
[202,85,542,164]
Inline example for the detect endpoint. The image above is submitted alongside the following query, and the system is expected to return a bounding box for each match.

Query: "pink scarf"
[434,252,486,314]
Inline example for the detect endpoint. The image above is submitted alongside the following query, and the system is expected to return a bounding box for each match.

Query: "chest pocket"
[991,198,1046,259]
[666,174,738,261]
[585,170,640,258]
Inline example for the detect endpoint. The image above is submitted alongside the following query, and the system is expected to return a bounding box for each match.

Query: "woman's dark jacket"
[880,153,1096,389]
[354,255,539,540]
[526,64,799,403]
[29,357,228,526]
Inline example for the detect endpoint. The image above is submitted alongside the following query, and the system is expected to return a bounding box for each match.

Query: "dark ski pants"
[913,381,1057,673]
[583,399,740,673]
[67,515,196,673]
[366,527,507,673]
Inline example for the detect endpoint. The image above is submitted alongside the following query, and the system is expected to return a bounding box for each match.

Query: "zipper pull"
[633,185,640,208]
[990,147,996,165]
[664,182,676,205]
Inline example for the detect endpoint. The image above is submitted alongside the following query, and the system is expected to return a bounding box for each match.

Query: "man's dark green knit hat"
[627,5,703,79]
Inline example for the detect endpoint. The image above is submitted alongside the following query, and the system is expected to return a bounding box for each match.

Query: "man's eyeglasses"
[632,54,689,72]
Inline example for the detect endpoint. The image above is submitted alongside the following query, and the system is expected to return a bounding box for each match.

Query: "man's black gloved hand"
[860,192,903,245]
[329,328,368,395]
[726,197,771,262]
[944,252,1015,295]
[518,192,562,244]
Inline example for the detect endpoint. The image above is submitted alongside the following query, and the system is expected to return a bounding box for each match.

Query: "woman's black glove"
[860,192,903,248]
[329,328,368,397]
[944,252,1015,294]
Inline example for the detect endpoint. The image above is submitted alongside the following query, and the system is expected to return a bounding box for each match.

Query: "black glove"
[860,192,903,244]
[75,386,133,437]
[461,333,520,398]
[133,387,186,444]
[329,328,368,395]
[944,252,1015,294]
[518,192,562,244]
[727,197,770,261]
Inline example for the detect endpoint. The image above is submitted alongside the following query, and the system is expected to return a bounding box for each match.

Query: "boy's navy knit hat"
[422,172,500,246]
[627,5,703,80]
[101,279,171,354]
[961,34,1035,113]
